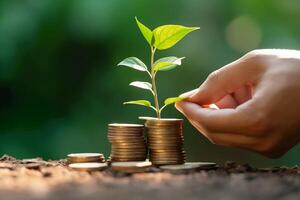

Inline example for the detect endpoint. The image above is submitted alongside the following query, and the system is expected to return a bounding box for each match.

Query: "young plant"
[118,17,200,119]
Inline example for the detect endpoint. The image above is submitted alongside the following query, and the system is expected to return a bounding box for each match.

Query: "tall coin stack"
[145,119,185,165]
[108,123,147,162]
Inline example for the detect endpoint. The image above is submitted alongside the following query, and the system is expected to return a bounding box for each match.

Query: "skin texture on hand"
[176,49,300,158]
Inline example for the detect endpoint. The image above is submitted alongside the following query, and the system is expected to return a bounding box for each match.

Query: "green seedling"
[118,17,200,119]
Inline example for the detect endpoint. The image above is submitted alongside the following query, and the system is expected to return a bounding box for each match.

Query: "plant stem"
[150,47,161,119]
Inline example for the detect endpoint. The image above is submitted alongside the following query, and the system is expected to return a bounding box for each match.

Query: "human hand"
[176,49,300,158]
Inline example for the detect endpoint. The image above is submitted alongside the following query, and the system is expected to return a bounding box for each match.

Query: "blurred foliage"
[0,0,300,166]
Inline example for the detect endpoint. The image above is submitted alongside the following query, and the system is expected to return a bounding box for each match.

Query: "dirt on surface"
[0,155,299,200]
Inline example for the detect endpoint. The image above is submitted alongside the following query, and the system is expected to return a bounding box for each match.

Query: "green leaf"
[118,57,147,71]
[164,96,187,106]
[135,17,153,46]
[153,57,185,72]
[129,81,153,91]
[153,25,199,50]
[123,100,152,107]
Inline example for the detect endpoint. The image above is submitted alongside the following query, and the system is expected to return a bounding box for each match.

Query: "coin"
[67,153,105,163]
[109,123,144,127]
[160,162,217,171]
[110,157,146,162]
[111,152,148,156]
[151,160,184,165]
[68,162,108,171]
[111,160,152,173]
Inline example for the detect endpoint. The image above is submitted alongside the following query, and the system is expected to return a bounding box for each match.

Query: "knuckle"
[243,49,275,68]
[244,50,264,61]
[207,70,221,84]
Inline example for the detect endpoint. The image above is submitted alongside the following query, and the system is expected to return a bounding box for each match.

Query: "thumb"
[189,54,263,105]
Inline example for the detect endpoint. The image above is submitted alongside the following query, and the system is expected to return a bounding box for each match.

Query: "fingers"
[188,55,263,105]
[215,94,238,109]
[175,101,253,134]
[187,113,259,150]
[232,85,253,104]
[176,101,262,151]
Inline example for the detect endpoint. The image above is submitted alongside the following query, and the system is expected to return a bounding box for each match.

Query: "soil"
[0,155,299,200]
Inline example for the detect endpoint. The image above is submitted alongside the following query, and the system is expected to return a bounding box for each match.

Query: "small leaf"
[135,17,153,46]
[164,96,187,106]
[118,57,147,71]
[123,100,152,107]
[153,25,200,50]
[153,57,185,72]
[129,81,153,91]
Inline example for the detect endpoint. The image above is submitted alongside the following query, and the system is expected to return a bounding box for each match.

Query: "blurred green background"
[1,0,300,167]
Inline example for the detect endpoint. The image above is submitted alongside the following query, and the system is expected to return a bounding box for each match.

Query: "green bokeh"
[0,0,300,167]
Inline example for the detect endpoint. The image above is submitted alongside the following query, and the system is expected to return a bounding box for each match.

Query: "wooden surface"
[0,155,300,200]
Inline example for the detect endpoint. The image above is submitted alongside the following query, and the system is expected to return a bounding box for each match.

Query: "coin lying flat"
[159,162,217,171]
[109,123,144,128]
[69,162,108,171]
[67,153,105,163]
[111,161,152,173]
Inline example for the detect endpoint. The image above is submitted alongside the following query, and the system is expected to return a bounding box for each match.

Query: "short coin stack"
[145,118,185,165]
[67,153,105,163]
[108,123,147,162]
[67,153,107,171]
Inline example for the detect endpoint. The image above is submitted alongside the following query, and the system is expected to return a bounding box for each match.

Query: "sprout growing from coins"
[118,17,200,119]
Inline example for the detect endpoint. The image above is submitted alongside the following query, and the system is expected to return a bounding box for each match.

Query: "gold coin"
[110,157,146,162]
[68,162,107,171]
[145,118,183,123]
[159,162,217,171]
[111,151,147,155]
[108,123,144,128]
[148,144,183,148]
[150,149,185,154]
[111,148,147,151]
[108,130,144,135]
[111,156,147,160]
[111,161,152,173]
[108,138,145,142]
[111,150,147,154]
[150,154,185,158]
[67,153,105,163]
[108,136,145,140]
[151,160,184,165]
[147,138,183,143]
[108,140,146,144]
[147,132,182,136]
[108,137,145,141]
[146,127,182,131]
[110,145,146,148]
[111,155,147,159]
[108,133,144,137]
[147,141,183,145]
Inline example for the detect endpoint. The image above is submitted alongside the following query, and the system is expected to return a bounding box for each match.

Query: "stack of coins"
[108,123,147,162]
[67,153,107,171]
[145,118,185,165]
